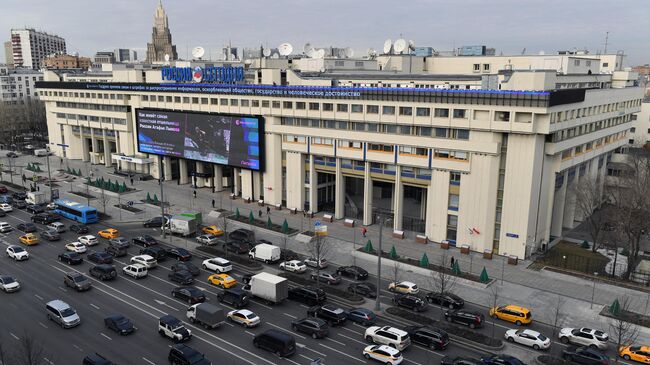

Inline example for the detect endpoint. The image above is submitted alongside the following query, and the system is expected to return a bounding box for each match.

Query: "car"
[280,260,307,273]
[196,234,219,245]
[19,233,39,246]
[31,213,57,224]
[307,304,347,326]
[363,344,404,365]
[6,152,18,158]
[6,245,28,260]
[208,273,237,288]
[98,228,119,239]
[346,308,377,326]
[0,209,6,217]
[46,202,57,210]
[0,203,13,212]
[505,329,550,350]
[88,251,114,264]
[12,200,27,209]
[489,305,532,326]
[348,282,378,298]
[404,326,449,350]
[388,281,419,294]
[143,216,167,228]
[336,265,369,280]
[168,344,211,365]
[562,346,610,365]
[426,292,465,309]
[0,222,12,233]
[224,240,252,254]
[169,270,194,285]
[0,275,20,292]
[0,186,6,193]
[132,235,158,247]
[140,246,167,261]
[444,310,484,329]
[65,242,87,253]
[202,257,232,273]
[171,262,200,276]
[159,314,192,342]
[64,272,92,291]
[12,191,26,201]
[40,229,61,241]
[227,309,260,328]
[82,353,115,365]
[17,222,37,232]
[201,225,224,236]
[172,286,207,304]
[167,247,192,261]
[310,271,341,285]
[104,245,127,257]
[26,204,46,214]
[131,254,158,269]
[288,286,327,306]
[70,224,89,234]
[47,222,66,233]
[292,317,329,339]
[58,251,82,265]
[108,236,130,248]
[280,249,300,261]
[78,235,99,246]
[393,294,428,312]
[440,356,483,365]
[619,345,650,364]
[480,355,525,365]
[558,327,609,350]
[89,264,118,281]
[303,257,328,268]
[253,329,296,358]
[365,326,411,351]
[104,314,135,335]
[122,263,148,279]
[217,288,249,308]
[45,299,81,328]
[228,228,255,244]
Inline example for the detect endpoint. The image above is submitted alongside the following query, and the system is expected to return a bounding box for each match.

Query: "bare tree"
[306,234,333,289]
[429,253,456,295]
[97,187,109,214]
[220,214,231,258]
[573,178,607,252]
[550,295,566,338]
[12,333,52,365]
[609,296,639,364]
[488,284,500,341]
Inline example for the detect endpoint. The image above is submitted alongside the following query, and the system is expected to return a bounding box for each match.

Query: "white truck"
[186,303,224,329]
[34,149,50,157]
[25,191,46,205]
[247,272,288,305]
[165,215,197,237]
[248,243,281,263]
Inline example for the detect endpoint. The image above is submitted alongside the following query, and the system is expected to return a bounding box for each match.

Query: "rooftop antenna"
[521,47,526,55]
[408,40,415,52]
[383,39,393,54]
[191,46,205,60]
[604,31,610,54]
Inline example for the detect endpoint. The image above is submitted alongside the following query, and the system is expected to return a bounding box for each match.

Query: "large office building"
[145,1,177,63]
[1,65,42,101]
[36,48,643,259]
[10,28,66,69]
[42,54,92,70]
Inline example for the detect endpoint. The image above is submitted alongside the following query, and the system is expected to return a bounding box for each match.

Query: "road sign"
[128,201,134,207]
[56,143,69,148]
[315,225,328,236]
[314,220,321,227]
[32,175,37,182]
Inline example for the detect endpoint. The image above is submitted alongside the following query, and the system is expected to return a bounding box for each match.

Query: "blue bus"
[53,199,98,224]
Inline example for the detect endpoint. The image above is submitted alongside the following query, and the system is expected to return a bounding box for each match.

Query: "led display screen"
[136,109,263,171]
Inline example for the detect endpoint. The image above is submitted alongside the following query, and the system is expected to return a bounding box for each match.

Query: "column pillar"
[233,168,241,196]
[363,161,373,225]
[90,130,98,163]
[550,171,567,237]
[102,130,111,167]
[308,155,318,213]
[195,162,205,188]
[393,166,404,231]
[179,159,189,184]
[163,157,172,181]
[253,171,262,201]
[213,164,223,191]
[334,158,345,219]
[285,152,304,211]
[562,169,577,229]
[81,134,90,162]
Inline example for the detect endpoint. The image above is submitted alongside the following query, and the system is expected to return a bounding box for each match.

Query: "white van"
[248,243,281,264]
[34,149,50,157]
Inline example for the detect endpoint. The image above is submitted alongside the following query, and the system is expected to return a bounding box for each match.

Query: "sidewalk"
[26,156,650,342]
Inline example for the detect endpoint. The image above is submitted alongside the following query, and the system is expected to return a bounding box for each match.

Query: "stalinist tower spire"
[145,0,177,63]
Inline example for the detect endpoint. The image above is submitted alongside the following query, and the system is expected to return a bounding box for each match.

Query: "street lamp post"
[45,146,53,203]
[159,157,166,239]
[590,272,599,309]
[375,214,383,311]
[7,156,13,185]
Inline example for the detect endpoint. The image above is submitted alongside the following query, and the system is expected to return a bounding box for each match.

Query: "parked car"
[6,152,18,158]
[172,286,207,304]
[143,216,167,228]
[228,228,255,244]
[505,329,550,350]
[307,304,347,326]
[280,249,300,261]
[558,327,609,350]
[70,224,89,234]
[140,246,167,261]
[489,305,532,326]
[171,262,200,276]
[348,282,377,298]
[57,251,82,265]
[336,265,368,280]
[279,260,307,273]
[40,229,61,241]
[393,294,428,312]
[104,314,135,335]
[303,257,328,268]
[404,326,449,350]
[168,270,194,285]
[64,272,92,291]
[224,240,252,254]
[196,234,219,245]
[363,345,403,365]
[201,225,223,236]
[166,247,191,261]
[346,308,377,326]
[444,310,484,329]
[426,292,465,309]
[562,346,610,365]
[87,251,114,264]
[89,264,118,281]
[364,326,411,351]
[480,355,525,365]
[132,235,158,247]
[310,271,341,285]
[388,281,419,294]
[291,317,329,339]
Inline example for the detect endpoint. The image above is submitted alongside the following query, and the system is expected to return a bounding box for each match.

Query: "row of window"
[550,115,630,143]
[56,113,126,125]
[48,90,125,100]
[55,101,130,113]
[552,99,642,124]
[560,132,626,160]
[70,125,117,137]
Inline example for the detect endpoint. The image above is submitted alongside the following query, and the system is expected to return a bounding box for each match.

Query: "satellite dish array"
[191,46,205,59]
[382,37,416,55]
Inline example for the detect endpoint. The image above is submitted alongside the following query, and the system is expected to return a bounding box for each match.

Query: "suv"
[562,346,610,365]
[171,262,200,276]
[393,294,428,312]
[168,344,211,365]
[46,299,81,328]
[168,270,194,285]
[140,246,168,261]
[224,240,252,254]
[253,329,296,358]
[365,326,411,351]
[404,326,449,350]
[558,327,609,350]
[229,228,255,244]
[426,292,465,309]
[17,222,37,232]
[336,265,369,280]
[307,304,347,326]
[217,288,249,308]
[89,264,118,281]
[288,286,326,306]
[158,314,192,342]
[82,353,114,365]
[444,310,484,329]
[31,213,57,224]
[104,245,127,257]
[489,305,532,326]
[88,252,114,264]
[64,272,92,291]
[291,317,329,339]
[40,230,61,241]
[132,235,158,247]
[108,237,130,249]
[70,224,89,234]
[26,204,46,214]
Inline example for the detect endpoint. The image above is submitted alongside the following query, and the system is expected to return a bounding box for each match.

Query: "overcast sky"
[2,0,648,66]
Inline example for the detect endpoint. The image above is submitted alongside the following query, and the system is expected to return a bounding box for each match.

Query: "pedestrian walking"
[37,185,40,191]
[361,227,367,237]
[130,177,134,185]
[266,206,270,215]
[258,209,262,218]
[450,256,455,269]
[193,190,197,198]
[211,199,215,208]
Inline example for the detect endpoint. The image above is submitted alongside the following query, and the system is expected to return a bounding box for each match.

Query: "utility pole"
[604,31,610,54]
[8,157,13,185]
[375,214,383,311]
[159,156,166,239]
[46,146,53,202]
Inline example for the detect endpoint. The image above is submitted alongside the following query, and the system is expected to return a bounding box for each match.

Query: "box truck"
[248,243,281,263]
[186,303,224,329]
[165,215,197,237]
[26,191,46,205]
[247,272,288,304]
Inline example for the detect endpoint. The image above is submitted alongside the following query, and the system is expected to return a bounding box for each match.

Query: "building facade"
[1,66,42,102]
[42,54,91,70]
[10,28,66,69]
[630,100,650,146]
[114,49,137,63]
[145,1,177,63]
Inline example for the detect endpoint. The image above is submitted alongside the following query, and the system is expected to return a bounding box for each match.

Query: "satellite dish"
[337,48,345,58]
[218,54,226,61]
[408,40,415,50]
[278,43,293,56]
[164,54,170,62]
[367,48,377,58]
[192,46,205,59]
[303,43,315,57]
[383,39,393,54]
[271,53,280,59]
[315,49,325,59]
[345,47,354,58]
[262,48,271,57]
[394,39,406,54]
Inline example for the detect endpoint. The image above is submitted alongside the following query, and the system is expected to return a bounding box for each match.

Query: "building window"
[252,100,259,107]
[448,194,459,211]
[309,102,319,110]
[175,96,182,103]
[351,104,363,113]
[435,128,448,138]
[294,102,305,110]
[338,140,362,149]
[141,95,148,101]
[574,60,580,66]
[416,107,430,117]
[483,64,490,72]
[453,109,467,119]
[382,106,395,115]
[240,99,249,107]
[337,104,348,112]
[399,107,412,116]
[191,97,198,104]
[271,101,280,108]
[220,98,228,105]
[232,99,240,106]
[473,64,480,72]
[398,146,427,156]
[368,144,394,152]
[262,100,270,107]
[311,137,333,146]
[366,105,379,114]
[434,108,449,118]
[323,103,333,111]
[447,215,458,241]
[201,98,208,105]
[455,129,470,140]
[450,172,461,185]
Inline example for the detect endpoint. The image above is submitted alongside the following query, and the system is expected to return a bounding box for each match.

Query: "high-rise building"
[42,54,92,70]
[145,0,177,63]
[10,28,66,69]
[114,49,138,63]
[4,41,13,67]
[0,65,42,102]
[93,51,116,67]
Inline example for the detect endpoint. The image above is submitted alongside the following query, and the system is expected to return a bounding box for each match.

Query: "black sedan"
[291,317,329,339]
[336,265,368,280]
[171,286,206,304]
[12,191,26,200]
[40,230,61,241]
[441,356,482,365]
[70,224,89,234]
[171,262,200,276]
[166,247,192,261]
[26,204,45,214]
[481,355,525,365]
[88,252,114,264]
[143,216,167,228]
[132,235,158,247]
[405,326,450,350]
[347,282,377,298]
[17,222,37,233]
[104,315,136,335]
[425,292,465,309]
[58,252,83,265]
[562,346,610,365]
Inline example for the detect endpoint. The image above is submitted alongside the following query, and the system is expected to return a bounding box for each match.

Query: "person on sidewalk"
[211,199,215,208]
[193,190,197,198]
[258,209,262,218]
[450,256,455,269]
[361,227,367,237]
[130,177,134,185]
[266,206,270,215]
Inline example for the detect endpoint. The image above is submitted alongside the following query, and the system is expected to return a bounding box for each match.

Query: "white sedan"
[201,257,231,273]
[65,242,87,253]
[558,327,609,350]
[279,260,307,273]
[505,329,551,350]
[6,245,29,261]
[0,203,13,212]
[227,309,260,328]
[130,254,157,269]
[78,235,98,246]
[0,275,20,292]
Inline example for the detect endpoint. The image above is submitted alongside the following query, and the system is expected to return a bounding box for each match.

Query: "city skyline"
[1,0,648,65]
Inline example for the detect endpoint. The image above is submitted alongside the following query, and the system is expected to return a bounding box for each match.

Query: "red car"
[0,186,7,193]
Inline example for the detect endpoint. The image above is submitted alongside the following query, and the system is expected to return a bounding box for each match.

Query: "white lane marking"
[244,330,256,336]
[283,313,297,319]
[100,333,112,340]
[268,321,306,339]
[195,286,208,291]
[250,299,273,310]
[296,343,327,357]
[341,326,363,335]
[336,333,366,345]
[38,322,48,329]
[281,357,301,365]
[57,286,67,292]
[43,357,55,365]
[404,359,424,365]
[89,303,100,310]
[318,343,364,363]
[142,357,156,365]
[299,304,309,309]
[73,344,83,352]
[9,332,19,340]
[299,354,316,363]
[154,299,180,311]
[325,337,346,346]
[34,293,43,300]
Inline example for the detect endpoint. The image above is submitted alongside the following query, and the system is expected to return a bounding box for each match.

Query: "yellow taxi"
[19,233,38,246]
[98,228,119,239]
[208,273,237,288]
[620,345,650,363]
[201,225,224,236]
[489,305,532,326]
